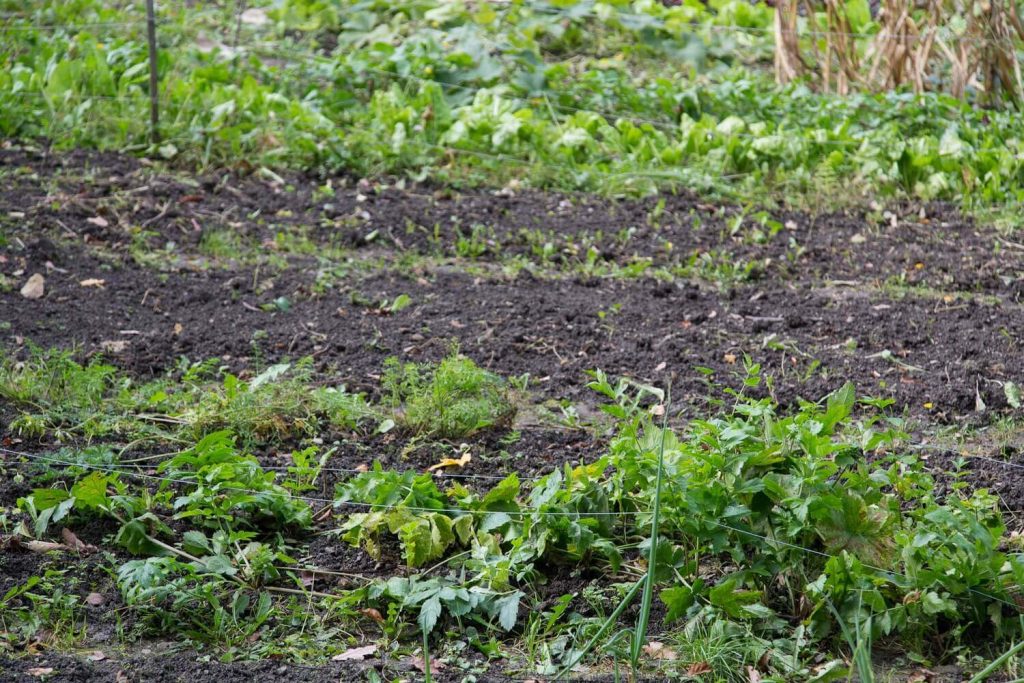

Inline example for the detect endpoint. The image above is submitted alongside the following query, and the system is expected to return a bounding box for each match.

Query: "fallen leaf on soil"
[173,322,183,336]
[87,216,109,228]
[79,278,106,288]
[332,644,377,661]
[642,641,677,660]
[746,665,762,682]
[649,404,665,417]
[723,353,737,364]
[86,651,107,662]
[100,340,129,354]
[427,453,471,471]
[409,655,445,674]
[27,668,54,678]
[359,607,385,624]
[21,539,67,553]
[687,661,712,676]
[115,672,129,683]
[907,669,936,683]
[85,592,106,606]
[20,273,45,299]
[61,528,97,553]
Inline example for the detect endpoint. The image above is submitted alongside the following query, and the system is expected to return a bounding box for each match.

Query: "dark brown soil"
[1,144,1023,681]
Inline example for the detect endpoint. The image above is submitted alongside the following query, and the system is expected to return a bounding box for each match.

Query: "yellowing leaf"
[427,452,471,471]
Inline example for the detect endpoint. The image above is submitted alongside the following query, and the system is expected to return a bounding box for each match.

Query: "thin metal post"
[145,0,160,143]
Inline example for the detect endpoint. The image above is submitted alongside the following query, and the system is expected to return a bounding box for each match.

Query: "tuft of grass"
[187,361,377,445]
[0,347,115,410]
[382,350,515,438]
[0,347,119,438]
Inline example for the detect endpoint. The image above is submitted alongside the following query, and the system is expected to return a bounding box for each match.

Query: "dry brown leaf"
[22,540,66,553]
[687,661,712,676]
[642,641,678,660]
[85,592,106,606]
[359,608,385,624]
[173,322,183,336]
[723,353,737,365]
[87,216,109,228]
[907,669,936,683]
[115,671,130,683]
[61,528,97,553]
[427,452,471,472]
[332,644,377,661]
[20,273,45,300]
[746,665,762,683]
[79,278,106,288]
[410,655,445,675]
[86,651,107,662]
[27,668,54,678]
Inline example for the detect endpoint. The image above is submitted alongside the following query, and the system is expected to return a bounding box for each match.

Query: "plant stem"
[422,625,433,683]
[630,390,670,668]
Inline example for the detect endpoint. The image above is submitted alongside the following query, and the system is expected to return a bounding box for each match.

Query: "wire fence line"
[2,442,1023,614]
[3,441,1023,485]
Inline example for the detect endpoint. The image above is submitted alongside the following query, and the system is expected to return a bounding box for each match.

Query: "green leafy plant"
[337,466,473,567]
[159,430,312,532]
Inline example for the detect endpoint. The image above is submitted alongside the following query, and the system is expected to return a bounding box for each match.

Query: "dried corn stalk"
[773,0,1024,107]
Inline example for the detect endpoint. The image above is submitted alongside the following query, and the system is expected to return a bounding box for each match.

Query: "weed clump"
[382,351,515,438]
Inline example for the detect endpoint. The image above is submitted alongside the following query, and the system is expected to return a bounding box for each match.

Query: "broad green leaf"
[30,488,71,511]
[496,592,522,631]
[1005,382,1021,409]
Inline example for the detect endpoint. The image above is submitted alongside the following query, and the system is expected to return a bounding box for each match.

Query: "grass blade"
[630,387,670,668]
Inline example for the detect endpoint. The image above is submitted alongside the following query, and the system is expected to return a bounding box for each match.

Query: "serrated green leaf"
[419,595,442,633]
[71,471,108,509]
[398,518,434,567]
[497,592,522,631]
[182,530,211,556]
[660,583,699,623]
[202,554,238,576]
